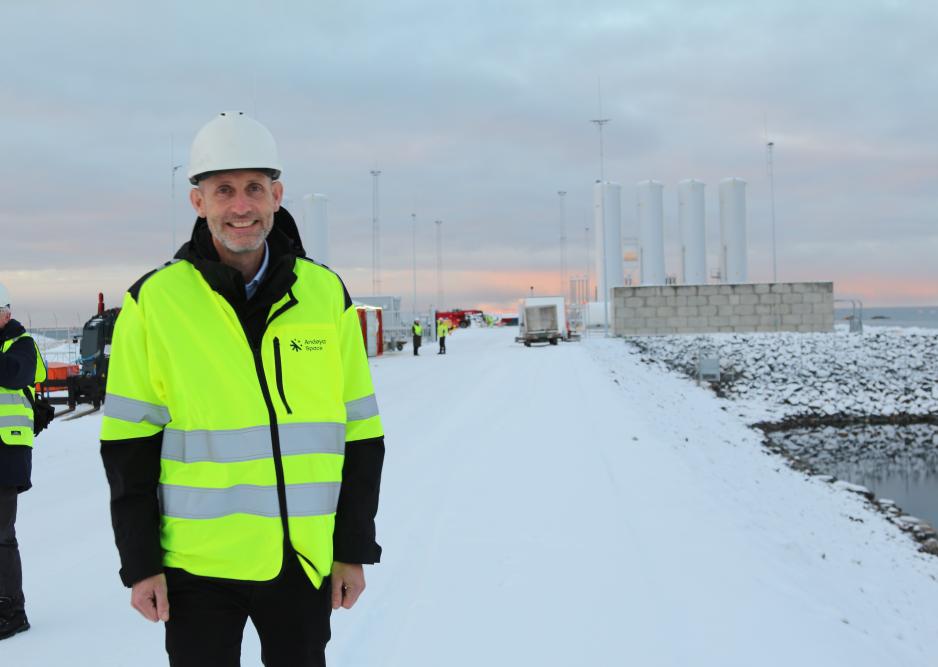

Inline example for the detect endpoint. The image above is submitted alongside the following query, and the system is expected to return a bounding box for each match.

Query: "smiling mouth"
[227,220,257,229]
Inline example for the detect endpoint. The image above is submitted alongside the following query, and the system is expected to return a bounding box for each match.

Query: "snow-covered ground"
[6,326,938,666]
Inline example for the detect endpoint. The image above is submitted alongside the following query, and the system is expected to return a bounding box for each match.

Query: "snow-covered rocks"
[625,327,938,424]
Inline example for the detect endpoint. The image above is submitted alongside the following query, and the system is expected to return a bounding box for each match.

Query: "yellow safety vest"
[0,333,46,448]
[437,321,448,337]
[100,258,383,587]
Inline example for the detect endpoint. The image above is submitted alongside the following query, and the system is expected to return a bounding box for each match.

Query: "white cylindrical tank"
[302,194,329,265]
[593,181,623,305]
[678,179,707,284]
[636,180,665,285]
[719,177,747,283]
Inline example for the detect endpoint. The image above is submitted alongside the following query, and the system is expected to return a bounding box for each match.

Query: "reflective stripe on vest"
[0,394,31,408]
[161,422,345,463]
[346,394,379,422]
[159,481,341,519]
[0,415,32,429]
[104,393,171,426]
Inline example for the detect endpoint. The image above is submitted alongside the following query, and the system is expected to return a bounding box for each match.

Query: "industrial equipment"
[38,293,120,417]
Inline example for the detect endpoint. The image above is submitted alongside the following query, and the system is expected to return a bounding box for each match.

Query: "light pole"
[766,141,778,283]
[558,190,567,298]
[590,119,610,183]
[435,220,443,311]
[585,222,593,299]
[171,163,183,256]
[411,212,417,320]
[370,170,382,295]
[590,117,612,337]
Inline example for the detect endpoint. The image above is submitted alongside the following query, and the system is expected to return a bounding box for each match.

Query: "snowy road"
[7,326,938,666]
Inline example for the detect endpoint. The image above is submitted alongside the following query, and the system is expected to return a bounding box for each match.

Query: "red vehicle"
[434,309,483,330]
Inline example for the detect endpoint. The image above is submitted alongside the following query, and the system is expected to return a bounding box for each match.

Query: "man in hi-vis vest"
[100,112,385,666]
[0,283,46,641]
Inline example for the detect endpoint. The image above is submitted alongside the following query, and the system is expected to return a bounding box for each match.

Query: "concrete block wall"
[612,282,834,336]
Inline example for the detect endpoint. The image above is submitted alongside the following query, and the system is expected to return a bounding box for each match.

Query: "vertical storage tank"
[302,193,330,266]
[636,180,665,285]
[719,178,748,283]
[593,181,623,305]
[678,179,707,284]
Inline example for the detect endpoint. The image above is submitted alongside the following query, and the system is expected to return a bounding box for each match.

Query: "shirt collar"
[244,242,270,300]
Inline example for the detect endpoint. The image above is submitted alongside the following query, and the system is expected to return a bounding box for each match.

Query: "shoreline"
[624,327,938,555]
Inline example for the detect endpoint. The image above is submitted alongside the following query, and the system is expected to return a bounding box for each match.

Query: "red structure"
[356,306,384,357]
[434,309,483,330]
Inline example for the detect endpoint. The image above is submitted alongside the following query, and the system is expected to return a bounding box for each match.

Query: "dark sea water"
[768,309,938,526]
[834,305,938,330]
[767,424,938,528]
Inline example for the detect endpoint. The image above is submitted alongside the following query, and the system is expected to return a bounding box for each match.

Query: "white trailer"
[516,296,567,347]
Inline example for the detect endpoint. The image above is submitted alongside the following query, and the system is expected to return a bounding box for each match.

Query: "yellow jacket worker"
[100,112,384,667]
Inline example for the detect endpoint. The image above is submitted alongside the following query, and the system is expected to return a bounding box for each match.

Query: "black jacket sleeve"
[100,433,164,587]
[0,337,37,390]
[333,435,385,563]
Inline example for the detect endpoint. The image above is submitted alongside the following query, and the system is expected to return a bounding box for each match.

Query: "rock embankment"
[626,328,938,426]
[626,327,938,553]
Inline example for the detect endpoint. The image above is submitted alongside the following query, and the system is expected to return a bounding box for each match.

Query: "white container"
[719,178,748,283]
[636,180,665,285]
[517,296,567,344]
[302,193,329,265]
[678,179,707,284]
[593,182,623,306]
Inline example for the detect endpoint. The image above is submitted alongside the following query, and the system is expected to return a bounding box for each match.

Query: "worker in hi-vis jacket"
[412,319,422,356]
[99,111,385,667]
[0,283,47,641]
[437,317,449,355]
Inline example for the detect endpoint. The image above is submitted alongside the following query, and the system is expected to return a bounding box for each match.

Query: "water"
[767,423,938,527]
[834,305,938,330]
[767,309,938,525]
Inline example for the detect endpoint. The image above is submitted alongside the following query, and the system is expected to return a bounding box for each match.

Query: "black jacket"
[0,319,38,491]
[101,209,385,587]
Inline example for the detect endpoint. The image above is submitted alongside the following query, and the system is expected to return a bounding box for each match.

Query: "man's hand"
[131,573,170,622]
[331,562,365,610]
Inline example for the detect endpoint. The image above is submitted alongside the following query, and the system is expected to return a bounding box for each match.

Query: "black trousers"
[438,336,446,354]
[0,486,24,610]
[412,335,421,355]
[165,556,332,667]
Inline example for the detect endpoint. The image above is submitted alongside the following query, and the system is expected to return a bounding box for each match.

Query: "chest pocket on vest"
[268,324,343,421]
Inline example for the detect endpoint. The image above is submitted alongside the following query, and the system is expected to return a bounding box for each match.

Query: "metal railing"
[834,298,864,334]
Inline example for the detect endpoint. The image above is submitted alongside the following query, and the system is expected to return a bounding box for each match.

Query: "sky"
[2,0,936,326]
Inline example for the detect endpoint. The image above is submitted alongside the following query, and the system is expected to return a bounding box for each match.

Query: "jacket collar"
[174,208,303,310]
[0,319,26,344]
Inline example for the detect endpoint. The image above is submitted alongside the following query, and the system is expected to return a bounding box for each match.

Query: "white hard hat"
[0,283,10,310]
[187,111,282,185]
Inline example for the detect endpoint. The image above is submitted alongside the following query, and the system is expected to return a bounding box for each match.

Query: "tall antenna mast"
[765,117,778,283]
[558,191,567,297]
[590,77,610,182]
[411,212,418,320]
[170,135,182,257]
[370,170,382,295]
[435,220,444,311]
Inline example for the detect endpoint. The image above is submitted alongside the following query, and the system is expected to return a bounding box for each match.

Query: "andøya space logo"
[290,338,327,352]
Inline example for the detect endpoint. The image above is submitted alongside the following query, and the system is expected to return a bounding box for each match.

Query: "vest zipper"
[245,290,299,562]
[251,346,292,546]
[272,337,292,414]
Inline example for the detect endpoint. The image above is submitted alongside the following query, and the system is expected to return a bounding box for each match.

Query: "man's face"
[189,170,283,255]
[0,308,10,329]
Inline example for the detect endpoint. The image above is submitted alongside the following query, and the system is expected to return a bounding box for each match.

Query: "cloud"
[2,1,937,324]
